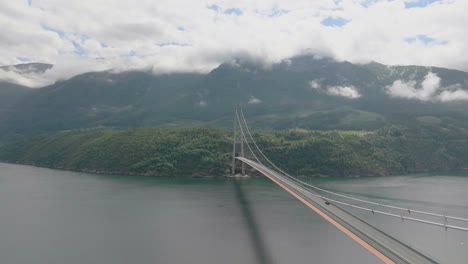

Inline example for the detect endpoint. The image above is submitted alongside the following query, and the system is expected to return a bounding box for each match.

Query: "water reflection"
[1,163,466,264]
[233,179,273,264]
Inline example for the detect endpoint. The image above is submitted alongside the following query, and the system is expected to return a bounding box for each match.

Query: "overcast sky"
[0,0,467,87]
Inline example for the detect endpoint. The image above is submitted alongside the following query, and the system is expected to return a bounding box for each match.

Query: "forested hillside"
[1,120,467,177]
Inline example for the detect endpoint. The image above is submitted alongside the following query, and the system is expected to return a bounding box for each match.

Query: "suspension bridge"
[231,106,468,264]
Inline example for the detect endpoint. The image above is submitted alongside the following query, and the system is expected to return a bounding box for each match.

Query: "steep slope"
[2,55,468,143]
[3,71,204,137]
[0,81,32,128]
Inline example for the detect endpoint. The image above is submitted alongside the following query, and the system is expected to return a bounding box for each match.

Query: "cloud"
[308,79,321,89]
[386,72,468,102]
[0,68,49,87]
[196,100,207,107]
[386,71,440,100]
[248,96,262,104]
[438,88,468,102]
[1,0,468,88]
[308,79,361,99]
[326,85,361,98]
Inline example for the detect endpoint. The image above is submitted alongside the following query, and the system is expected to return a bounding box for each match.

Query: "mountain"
[0,63,53,74]
[1,55,468,143]
[0,82,32,137]
[0,82,32,107]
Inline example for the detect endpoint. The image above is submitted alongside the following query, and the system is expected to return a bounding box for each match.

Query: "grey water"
[0,162,467,264]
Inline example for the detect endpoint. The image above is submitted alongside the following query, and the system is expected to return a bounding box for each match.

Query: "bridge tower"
[232,105,246,175]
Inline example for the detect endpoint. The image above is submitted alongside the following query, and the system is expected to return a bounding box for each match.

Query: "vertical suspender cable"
[239,108,468,223]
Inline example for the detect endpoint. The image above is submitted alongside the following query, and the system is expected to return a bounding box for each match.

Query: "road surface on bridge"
[237,157,439,264]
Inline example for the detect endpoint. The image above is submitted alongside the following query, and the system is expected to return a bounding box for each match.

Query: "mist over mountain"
[1,55,468,143]
[0,63,53,74]
[0,62,56,88]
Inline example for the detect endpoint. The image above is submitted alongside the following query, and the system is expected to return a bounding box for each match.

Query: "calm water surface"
[1,162,467,264]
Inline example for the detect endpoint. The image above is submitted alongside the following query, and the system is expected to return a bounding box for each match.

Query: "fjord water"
[1,162,467,264]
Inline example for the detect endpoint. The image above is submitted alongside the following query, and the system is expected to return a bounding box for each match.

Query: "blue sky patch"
[158,42,191,47]
[72,41,85,56]
[360,0,379,8]
[207,4,221,11]
[42,26,92,55]
[405,34,448,45]
[224,8,242,15]
[121,50,136,58]
[42,25,65,37]
[404,0,440,8]
[78,34,90,42]
[268,7,289,17]
[17,57,31,62]
[321,17,350,27]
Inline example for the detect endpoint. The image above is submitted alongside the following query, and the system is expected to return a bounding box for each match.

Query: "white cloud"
[438,88,468,102]
[308,79,321,89]
[386,72,468,102]
[1,0,468,87]
[196,100,207,107]
[309,79,361,98]
[248,96,262,104]
[386,71,440,101]
[326,86,361,98]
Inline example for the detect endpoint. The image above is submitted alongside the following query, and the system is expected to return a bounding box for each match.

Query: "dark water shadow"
[233,179,274,264]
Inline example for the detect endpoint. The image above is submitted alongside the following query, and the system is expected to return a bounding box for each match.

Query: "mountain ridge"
[0,62,53,74]
[1,55,468,143]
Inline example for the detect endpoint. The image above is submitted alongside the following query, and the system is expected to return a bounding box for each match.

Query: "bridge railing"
[235,107,468,232]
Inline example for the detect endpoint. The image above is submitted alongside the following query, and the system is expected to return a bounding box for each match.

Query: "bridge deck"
[237,157,438,264]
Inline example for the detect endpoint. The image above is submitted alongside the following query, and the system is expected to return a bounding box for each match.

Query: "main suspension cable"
[244,158,468,233]
[239,109,468,223]
[236,109,262,165]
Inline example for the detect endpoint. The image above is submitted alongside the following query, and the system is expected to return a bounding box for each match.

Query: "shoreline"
[2,160,466,179]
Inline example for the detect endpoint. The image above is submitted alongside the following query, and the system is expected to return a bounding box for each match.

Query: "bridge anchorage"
[232,107,468,264]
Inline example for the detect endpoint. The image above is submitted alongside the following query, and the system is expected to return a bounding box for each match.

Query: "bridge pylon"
[232,105,246,175]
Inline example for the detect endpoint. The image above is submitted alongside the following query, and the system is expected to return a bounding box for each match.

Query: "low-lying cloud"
[386,72,468,102]
[308,80,321,89]
[309,80,361,99]
[2,0,468,88]
[386,72,440,101]
[326,86,361,99]
[248,96,262,104]
[438,88,468,102]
